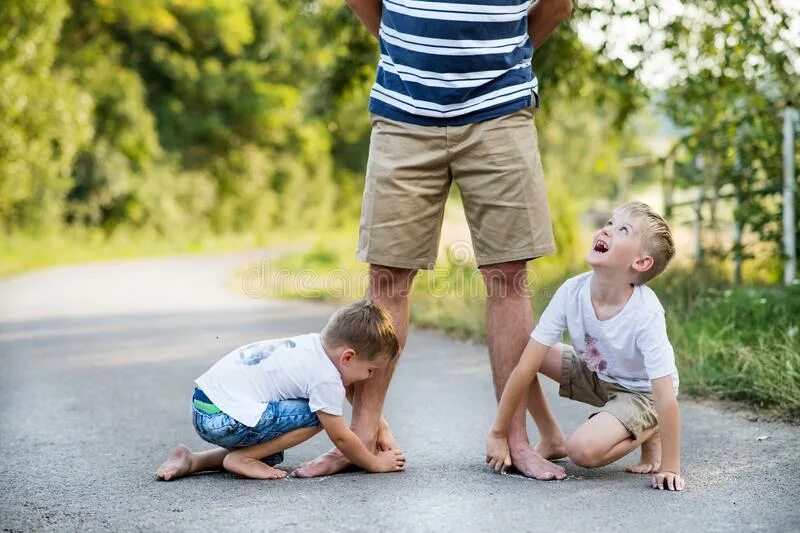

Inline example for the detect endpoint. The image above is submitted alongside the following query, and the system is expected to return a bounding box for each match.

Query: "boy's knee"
[566,437,602,468]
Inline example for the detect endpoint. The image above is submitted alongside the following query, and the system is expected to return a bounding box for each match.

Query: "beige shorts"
[559,345,658,440]
[357,108,555,269]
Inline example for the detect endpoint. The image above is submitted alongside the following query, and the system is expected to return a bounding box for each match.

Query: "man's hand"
[372,449,406,473]
[651,471,686,491]
[486,432,512,472]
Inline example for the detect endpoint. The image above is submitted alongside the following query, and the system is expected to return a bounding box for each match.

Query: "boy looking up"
[487,201,685,491]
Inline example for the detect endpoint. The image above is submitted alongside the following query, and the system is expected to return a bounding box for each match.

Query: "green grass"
[267,234,800,421]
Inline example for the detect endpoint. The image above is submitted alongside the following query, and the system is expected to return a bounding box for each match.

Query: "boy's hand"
[651,471,686,491]
[486,433,511,473]
[373,449,406,473]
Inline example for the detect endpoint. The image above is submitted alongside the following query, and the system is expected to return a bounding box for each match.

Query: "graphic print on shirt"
[237,339,297,366]
[581,333,607,372]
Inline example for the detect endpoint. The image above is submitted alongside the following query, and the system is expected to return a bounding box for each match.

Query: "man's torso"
[369,0,538,126]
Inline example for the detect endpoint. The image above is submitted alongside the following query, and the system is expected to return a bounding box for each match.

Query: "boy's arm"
[650,375,686,491]
[486,339,550,471]
[317,411,405,473]
[345,0,382,38]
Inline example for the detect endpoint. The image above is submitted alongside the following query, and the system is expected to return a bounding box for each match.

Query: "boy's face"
[338,350,388,386]
[587,210,653,280]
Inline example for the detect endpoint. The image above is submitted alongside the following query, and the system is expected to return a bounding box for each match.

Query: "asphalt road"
[0,250,798,532]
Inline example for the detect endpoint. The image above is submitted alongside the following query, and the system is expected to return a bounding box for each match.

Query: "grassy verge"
[264,232,800,421]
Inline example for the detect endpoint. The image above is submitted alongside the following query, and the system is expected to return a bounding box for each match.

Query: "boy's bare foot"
[222,453,288,480]
[625,430,661,474]
[510,446,567,480]
[292,448,352,478]
[534,438,568,461]
[155,444,193,481]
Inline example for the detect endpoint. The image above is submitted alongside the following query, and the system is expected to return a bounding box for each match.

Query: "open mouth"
[593,240,609,253]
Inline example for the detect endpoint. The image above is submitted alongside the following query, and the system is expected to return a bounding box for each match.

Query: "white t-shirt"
[195,333,345,427]
[531,272,679,393]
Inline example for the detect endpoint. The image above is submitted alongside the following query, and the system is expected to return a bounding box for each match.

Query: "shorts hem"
[357,250,436,270]
[476,244,556,267]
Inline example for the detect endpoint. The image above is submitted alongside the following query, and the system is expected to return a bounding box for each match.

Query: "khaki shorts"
[559,345,658,440]
[357,108,555,269]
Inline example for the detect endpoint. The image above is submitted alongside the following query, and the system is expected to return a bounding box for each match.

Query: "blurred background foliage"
[2,0,796,257]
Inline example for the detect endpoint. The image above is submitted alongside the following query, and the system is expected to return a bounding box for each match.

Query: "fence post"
[783,103,798,286]
[732,126,745,285]
[693,155,705,264]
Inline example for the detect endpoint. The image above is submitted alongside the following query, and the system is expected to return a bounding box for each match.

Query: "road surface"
[0,250,797,531]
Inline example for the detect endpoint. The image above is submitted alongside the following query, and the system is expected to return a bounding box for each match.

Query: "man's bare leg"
[155,445,228,481]
[293,265,416,478]
[482,261,566,480]
[344,384,397,451]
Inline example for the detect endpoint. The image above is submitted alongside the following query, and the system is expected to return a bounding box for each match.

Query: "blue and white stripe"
[369,0,539,126]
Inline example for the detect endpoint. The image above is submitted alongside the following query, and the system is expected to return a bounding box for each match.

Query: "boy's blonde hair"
[321,300,400,362]
[615,201,675,285]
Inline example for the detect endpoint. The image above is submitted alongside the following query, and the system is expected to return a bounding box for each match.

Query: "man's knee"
[369,264,417,299]
[479,260,528,298]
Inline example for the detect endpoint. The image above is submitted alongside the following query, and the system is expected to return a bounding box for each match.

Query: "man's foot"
[292,448,352,478]
[533,437,568,461]
[155,444,193,481]
[510,446,567,480]
[625,430,661,474]
[376,420,398,451]
[222,453,288,480]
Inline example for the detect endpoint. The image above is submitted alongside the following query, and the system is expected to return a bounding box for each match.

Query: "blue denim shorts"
[191,388,321,465]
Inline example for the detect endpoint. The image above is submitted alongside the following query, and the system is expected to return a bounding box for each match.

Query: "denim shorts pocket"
[193,410,246,448]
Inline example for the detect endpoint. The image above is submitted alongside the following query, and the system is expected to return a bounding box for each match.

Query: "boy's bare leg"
[566,412,658,468]
[223,426,322,479]
[156,445,229,481]
[293,265,416,478]
[526,345,568,460]
[625,429,661,473]
[482,262,566,480]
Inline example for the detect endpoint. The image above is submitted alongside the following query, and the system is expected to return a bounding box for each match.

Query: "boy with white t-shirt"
[156,300,405,481]
[486,201,687,491]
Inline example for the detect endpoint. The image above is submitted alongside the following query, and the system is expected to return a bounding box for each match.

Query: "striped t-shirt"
[369,0,538,126]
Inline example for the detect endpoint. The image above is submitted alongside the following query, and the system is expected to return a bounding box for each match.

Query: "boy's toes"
[625,463,657,474]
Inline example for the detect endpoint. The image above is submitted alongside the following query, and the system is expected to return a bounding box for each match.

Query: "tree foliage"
[1,0,795,269]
